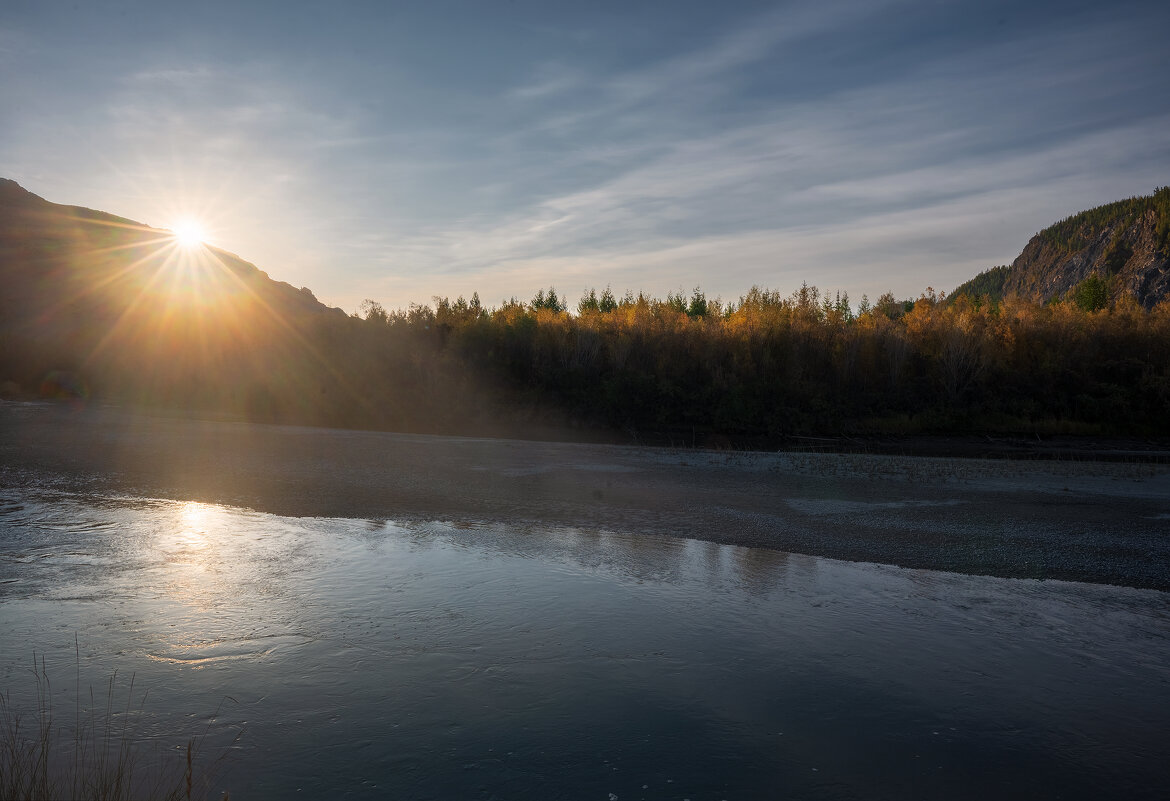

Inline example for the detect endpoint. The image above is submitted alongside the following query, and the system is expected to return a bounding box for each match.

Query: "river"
[2,487,1168,799]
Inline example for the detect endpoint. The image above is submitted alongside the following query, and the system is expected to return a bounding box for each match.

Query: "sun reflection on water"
[152,500,240,661]
[175,500,217,552]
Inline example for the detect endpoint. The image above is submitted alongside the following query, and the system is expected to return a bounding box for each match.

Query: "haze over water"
[2,487,1168,799]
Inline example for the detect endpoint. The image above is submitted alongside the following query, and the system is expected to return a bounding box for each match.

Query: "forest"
[317,283,1170,443]
[20,278,1167,445]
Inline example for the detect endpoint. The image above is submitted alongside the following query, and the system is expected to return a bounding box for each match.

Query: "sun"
[171,219,207,249]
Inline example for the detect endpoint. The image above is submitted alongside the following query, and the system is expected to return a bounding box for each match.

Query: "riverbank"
[2,401,1168,589]
[646,430,1170,462]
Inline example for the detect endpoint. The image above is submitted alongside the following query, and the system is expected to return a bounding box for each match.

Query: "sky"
[2,0,1168,314]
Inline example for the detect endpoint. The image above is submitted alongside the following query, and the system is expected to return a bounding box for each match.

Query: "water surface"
[1,489,1168,799]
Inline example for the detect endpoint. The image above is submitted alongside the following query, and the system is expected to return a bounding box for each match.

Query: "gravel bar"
[3,402,1168,590]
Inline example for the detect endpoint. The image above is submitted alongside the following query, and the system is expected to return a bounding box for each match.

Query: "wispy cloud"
[4,0,1167,312]
[352,4,1168,307]
[509,62,587,100]
[605,0,905,106]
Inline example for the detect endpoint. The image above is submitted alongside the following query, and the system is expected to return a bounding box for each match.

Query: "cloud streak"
[3,0,1167,311]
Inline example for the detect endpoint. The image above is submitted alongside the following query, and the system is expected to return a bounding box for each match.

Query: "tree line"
[7,267,1168,442]
[332,281,1170,442]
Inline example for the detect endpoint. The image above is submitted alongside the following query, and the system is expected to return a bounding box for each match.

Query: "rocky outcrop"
[1006,209,1168,306]
[955,189,1170,308]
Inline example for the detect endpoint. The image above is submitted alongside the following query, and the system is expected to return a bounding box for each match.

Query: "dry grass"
[0,649,234,801]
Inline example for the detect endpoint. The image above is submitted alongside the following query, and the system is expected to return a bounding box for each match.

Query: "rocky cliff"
[955,188,1170,307]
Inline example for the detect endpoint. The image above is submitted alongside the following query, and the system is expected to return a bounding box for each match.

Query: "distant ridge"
[954,187,1170,307]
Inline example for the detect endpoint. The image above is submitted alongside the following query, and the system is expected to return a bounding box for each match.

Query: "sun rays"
[65,210,250,374]
[4,173,381,426]
[43,198,374,420]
